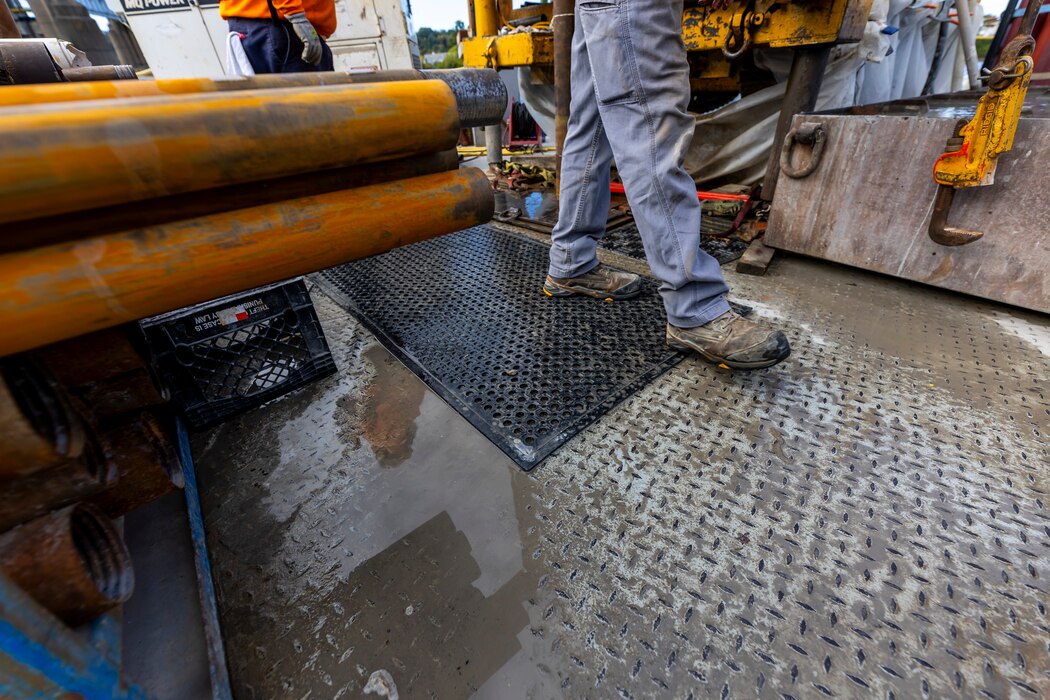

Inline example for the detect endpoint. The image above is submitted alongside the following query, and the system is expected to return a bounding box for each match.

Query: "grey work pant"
[547,0,731,328]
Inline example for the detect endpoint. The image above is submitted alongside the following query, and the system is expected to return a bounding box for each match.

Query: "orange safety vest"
[220,0,336,39]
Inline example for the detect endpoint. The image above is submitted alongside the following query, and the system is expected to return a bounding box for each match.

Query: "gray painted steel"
[194,251,1048,699]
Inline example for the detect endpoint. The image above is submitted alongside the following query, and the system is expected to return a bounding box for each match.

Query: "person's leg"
[575,0,729,328]
[547,13,616,281]
[572,0,790,368]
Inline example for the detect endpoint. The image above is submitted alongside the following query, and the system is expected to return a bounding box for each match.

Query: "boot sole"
[542,280,643,301]
[666,333,791,370]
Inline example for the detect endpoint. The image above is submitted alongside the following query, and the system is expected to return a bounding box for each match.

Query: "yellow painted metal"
[462,31,553,68]
[0,71,427,108]
[0,169,494,357]
[0,80,460,225]
[933,57,1034,187]
[0,77,220,106]
[474,0,500,37]
[463,0,869,70]
[682,0,870,52]
[689,53,739,92]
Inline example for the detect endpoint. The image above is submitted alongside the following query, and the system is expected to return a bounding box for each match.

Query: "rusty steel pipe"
[0,504,133,626]
[0,68,508,128]
[0,357,86,479]
[0,41,63,85]
[0,80,461,225]
[62,65,138,82]
[0,430,111,532]
[0,69,425,105]
[33,327,168,422]
[8,149,460,252]
[35,326,147,387]
[89,412,183,517]
[71,368,170,424]
[0,168,494,356]
[0,2,19,39]
[423,69,508,129]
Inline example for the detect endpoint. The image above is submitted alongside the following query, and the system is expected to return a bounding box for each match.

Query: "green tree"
[436,45,463,68]
[416,26,459,56]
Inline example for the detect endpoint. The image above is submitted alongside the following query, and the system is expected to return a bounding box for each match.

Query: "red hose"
[610,182,749,202]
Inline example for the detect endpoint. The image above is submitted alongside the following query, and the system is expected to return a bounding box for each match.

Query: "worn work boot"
[543,264,643,301]
[666,310,790,370]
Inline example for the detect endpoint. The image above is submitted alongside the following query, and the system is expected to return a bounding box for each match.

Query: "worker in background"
[220,0,336,73]
[543,0,791,370]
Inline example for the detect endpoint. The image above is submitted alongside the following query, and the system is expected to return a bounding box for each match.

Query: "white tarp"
[518,0,980,185]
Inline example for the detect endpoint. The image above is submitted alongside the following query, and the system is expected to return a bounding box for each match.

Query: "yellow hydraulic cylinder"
[0,169,494,357]
[474,0,500,37]
[0,80,460,225]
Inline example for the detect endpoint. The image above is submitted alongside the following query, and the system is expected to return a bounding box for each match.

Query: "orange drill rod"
[0,69,507,129]
[6,149,460,253]
[0,169,494,357]
[0,80,460,226]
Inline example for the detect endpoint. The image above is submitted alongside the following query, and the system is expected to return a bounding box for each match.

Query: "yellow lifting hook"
[928,0,1041,246]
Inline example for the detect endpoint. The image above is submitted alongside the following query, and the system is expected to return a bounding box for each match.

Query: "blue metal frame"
[0,572,148,699]
[176,419,234,700]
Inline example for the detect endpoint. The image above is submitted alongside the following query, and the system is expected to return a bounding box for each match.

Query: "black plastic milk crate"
[140,279,336,429]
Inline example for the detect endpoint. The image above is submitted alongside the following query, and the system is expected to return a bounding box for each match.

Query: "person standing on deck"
[543,0,791,370]
[221,0,336,73]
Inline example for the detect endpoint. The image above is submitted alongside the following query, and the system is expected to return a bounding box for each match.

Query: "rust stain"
[346,346,426,468]
[0,81,459,225]
[0,169,494,356]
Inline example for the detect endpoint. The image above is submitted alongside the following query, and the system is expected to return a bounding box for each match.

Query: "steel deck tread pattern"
[601,221,748,265]
[313,225,684,469]
[196,257,1049,700]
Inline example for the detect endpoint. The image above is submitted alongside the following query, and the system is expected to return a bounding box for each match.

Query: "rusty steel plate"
[195,255,1048,699]
[765,110,1050,313]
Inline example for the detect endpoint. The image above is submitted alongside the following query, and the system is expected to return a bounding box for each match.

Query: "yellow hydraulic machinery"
[462,0,872,196]
[928,0,1043,245]
[461,0,868,80]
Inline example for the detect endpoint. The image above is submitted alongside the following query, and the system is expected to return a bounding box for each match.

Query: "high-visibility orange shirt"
[220,0,337,39]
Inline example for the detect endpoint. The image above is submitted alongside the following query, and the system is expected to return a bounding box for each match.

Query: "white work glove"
[286,12,322,66]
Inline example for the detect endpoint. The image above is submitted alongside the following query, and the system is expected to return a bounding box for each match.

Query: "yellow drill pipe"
[0,169,494,357]
[0,70,428,108]
[0,80,460,225]
[9,149,460,253]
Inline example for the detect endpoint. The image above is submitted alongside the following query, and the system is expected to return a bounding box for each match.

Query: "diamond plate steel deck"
[313,225,683,470]
[600,222,748,265]
[194,255,1049,700]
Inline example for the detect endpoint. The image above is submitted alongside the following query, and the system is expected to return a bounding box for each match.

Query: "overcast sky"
[412,0,469,30]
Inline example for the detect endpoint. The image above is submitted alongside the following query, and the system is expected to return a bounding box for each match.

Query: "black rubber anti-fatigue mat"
[599,221,748,264]
[314,225,684,470]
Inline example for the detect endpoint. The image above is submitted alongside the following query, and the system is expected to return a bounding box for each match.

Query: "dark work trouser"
[228,16,334,74]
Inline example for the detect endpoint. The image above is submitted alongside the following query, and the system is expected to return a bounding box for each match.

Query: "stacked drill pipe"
[0,70,504,357]
[0,69,504,624]
[0,352,183,624]
[0,504,134,626]
[0,357,86,479]
[0,358,141,625]
[33,326,168,424]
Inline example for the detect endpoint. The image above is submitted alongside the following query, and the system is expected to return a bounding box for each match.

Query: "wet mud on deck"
[193,255,1049,699]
